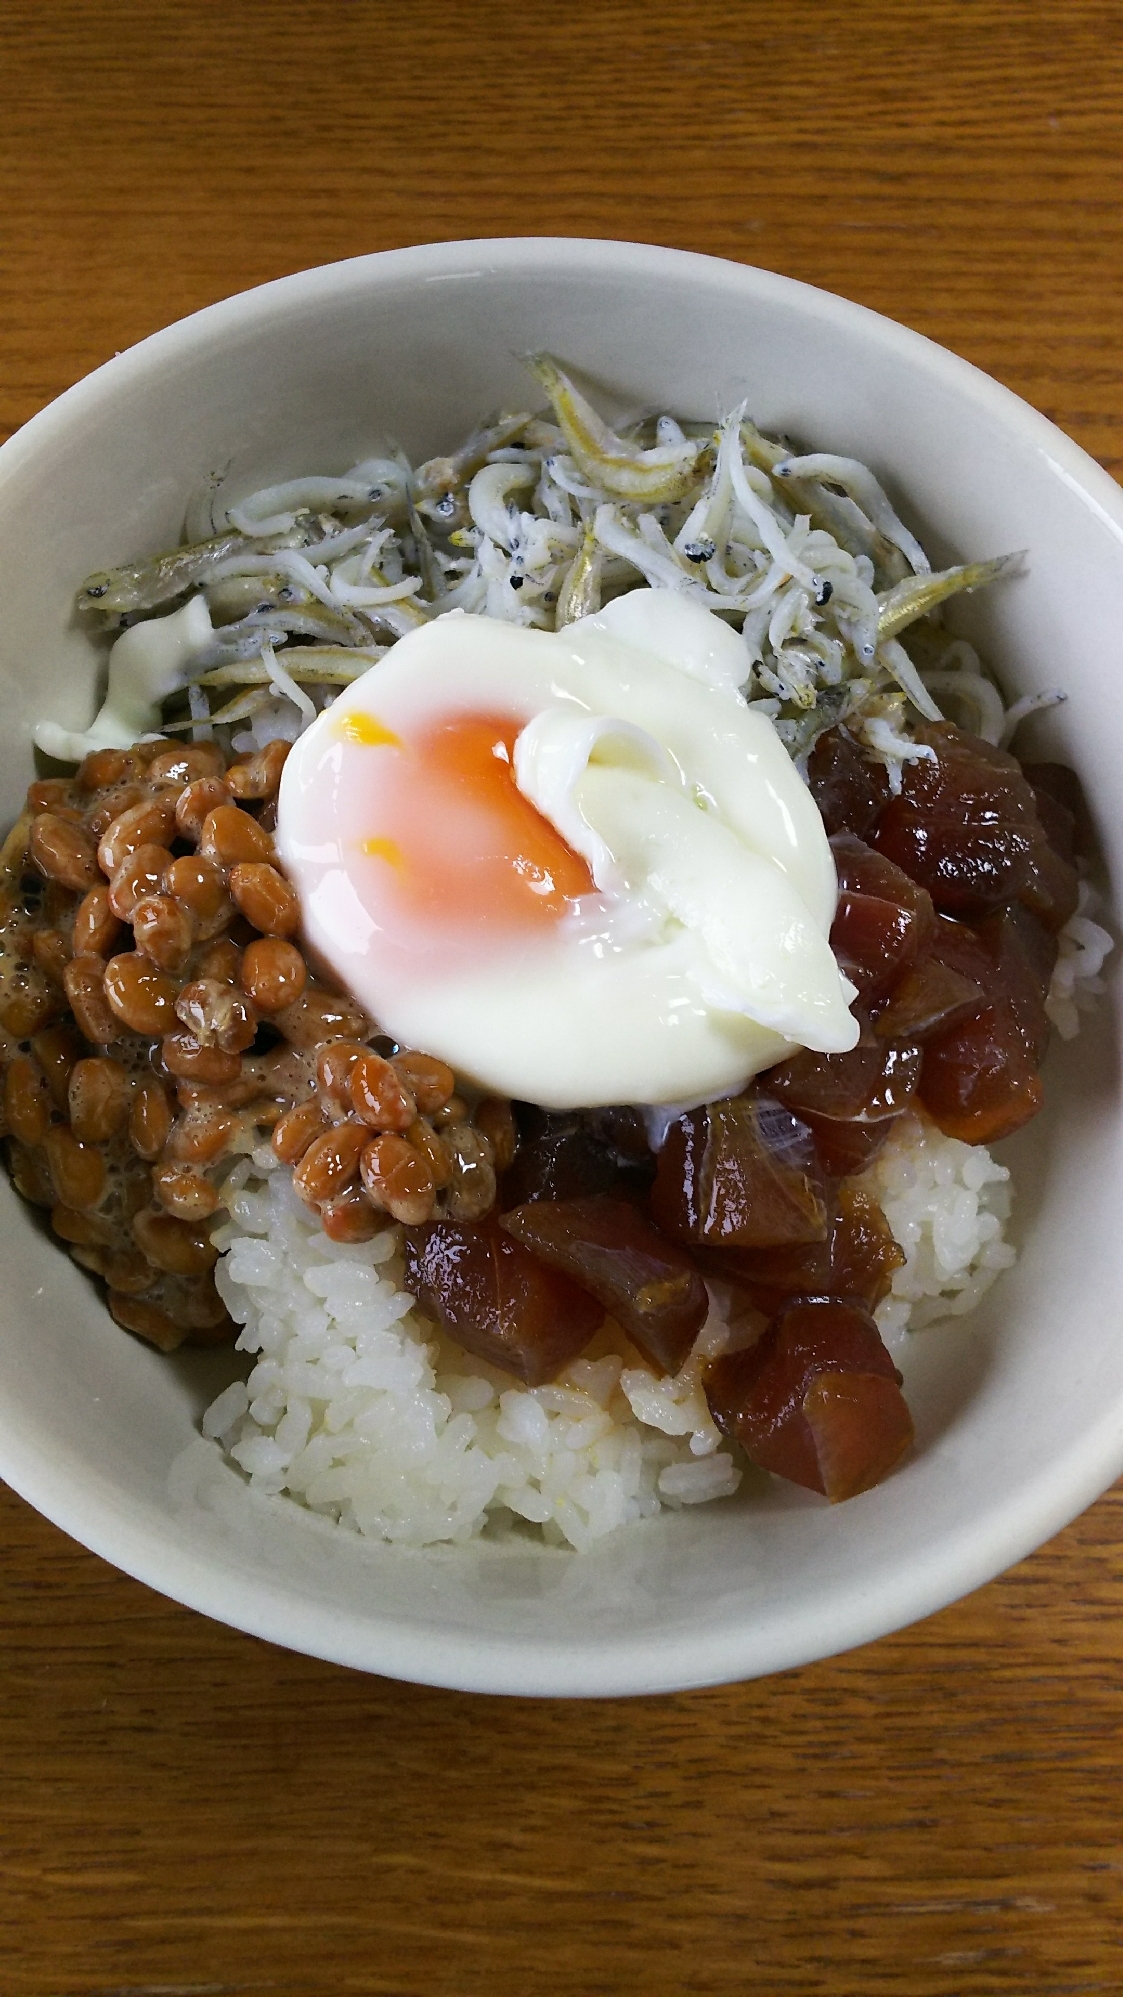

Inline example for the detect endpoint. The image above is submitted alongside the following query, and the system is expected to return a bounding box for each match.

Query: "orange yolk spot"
[360,836,404,867]
[363,711,595,932]
[338,710,402,748]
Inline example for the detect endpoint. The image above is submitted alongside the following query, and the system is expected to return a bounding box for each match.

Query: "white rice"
[204,1112,1021,1546]
[855,1111,1016,1343]
[206,1143,740,1550]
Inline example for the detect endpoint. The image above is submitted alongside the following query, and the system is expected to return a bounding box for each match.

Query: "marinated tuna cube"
[874,800,1036,917]
[829,833,936,998]
[501,1195,708,1376]
[830,831,938,919]
[917,903,1054,1142]
[651,1094,829,1249]
[767,1020,922,1124]
[899,721,1039,820]
[972,902,1055,1057]
[704,1298,913,1501]
[1016,831,1079,932]
[872,722,1042,916]
[403,1215,604,1386]
[807,727,891,839]
[698,1185,905,1320]
[501,1106,653,1206]
[869,722,1080,929]
[830,894,921,1001]
[798,1109,898,1179]
[1022,760,1085,860]
[584,1105,653,1163]
[920,1007,1043,1143]
[872,953,983,1043]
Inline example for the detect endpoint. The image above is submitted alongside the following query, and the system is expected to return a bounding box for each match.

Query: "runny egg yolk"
[357,710,595,933]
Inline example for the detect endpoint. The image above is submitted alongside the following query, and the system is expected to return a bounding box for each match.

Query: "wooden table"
[2,4,1122,1990]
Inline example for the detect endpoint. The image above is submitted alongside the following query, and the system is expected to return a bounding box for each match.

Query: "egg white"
[277,593,858,1108]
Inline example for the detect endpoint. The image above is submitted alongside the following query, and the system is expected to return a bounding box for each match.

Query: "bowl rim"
[6,233,1123,540]
[2,234,1122,1698]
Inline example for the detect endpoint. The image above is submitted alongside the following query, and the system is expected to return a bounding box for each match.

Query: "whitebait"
[61,355,1046,776]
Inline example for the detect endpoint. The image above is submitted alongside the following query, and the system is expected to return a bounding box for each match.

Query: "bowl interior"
[0,239,1120,1695]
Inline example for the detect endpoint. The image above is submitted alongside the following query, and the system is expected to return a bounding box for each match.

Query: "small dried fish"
[187,623,292,673]
[555,527,603,627]
[526,354,708,504]
[205,573,313,623]
[773,682,863,758]
[877,637,944,721]
[468,462,538,549]
[850,694,939,792]
[998,688,1066,748]
[226,463,406,536]
[876,552,1024,641]
[740,419,909,583]
[329,560,429,636]
[160,687,273,733]
[405,504,446,602]
[66,368,1030,783]
[78,530,302,615]
[921,669,1005,743]
[269,644,386,676]
[593,504,690,590]
[772,452,930,576]
[414,413,537,507]
[201,687,274,728]
[194,652,374,689]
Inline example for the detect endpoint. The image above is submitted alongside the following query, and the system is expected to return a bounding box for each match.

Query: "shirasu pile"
[55,354,1064,776]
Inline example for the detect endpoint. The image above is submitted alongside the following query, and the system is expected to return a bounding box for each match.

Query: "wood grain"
[1,2,1122,1991]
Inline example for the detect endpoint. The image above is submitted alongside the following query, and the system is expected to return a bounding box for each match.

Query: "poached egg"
[277,590,859,1109]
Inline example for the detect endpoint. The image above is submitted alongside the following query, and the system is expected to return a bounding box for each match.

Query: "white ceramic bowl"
[0,238,1119,1697]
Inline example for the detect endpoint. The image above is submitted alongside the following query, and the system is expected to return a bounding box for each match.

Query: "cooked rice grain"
[206,1147,739,1549]
[856,1111,1015,1342]
[1046,881,1113,1040]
